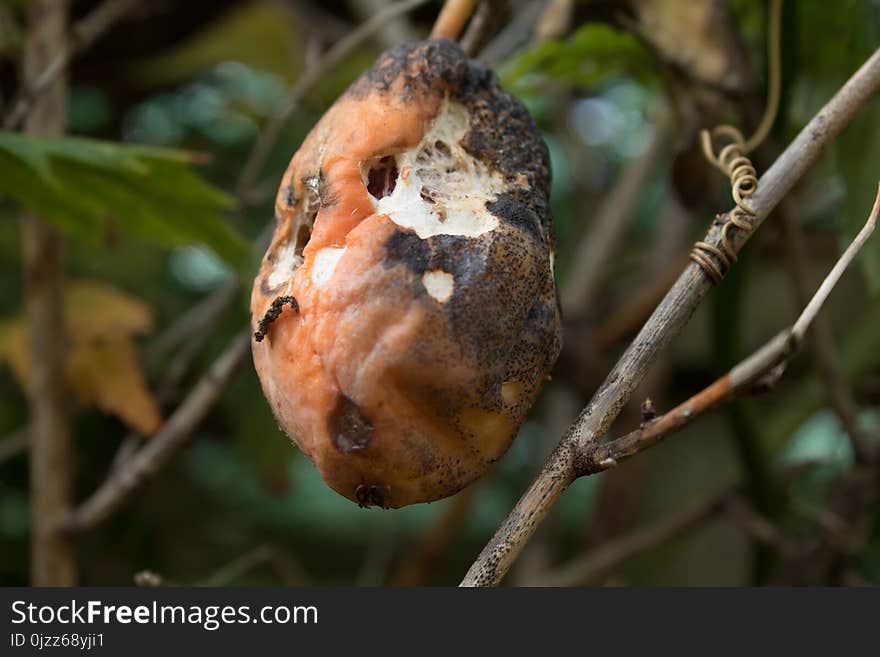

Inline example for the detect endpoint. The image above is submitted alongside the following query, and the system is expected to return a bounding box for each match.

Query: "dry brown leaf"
[64,280,154,340]
[0,280,162,436]
[67,338,162,436]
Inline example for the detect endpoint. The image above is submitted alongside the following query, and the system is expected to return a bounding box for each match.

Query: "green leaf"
[0,131,248,272]
[500,23,654,95]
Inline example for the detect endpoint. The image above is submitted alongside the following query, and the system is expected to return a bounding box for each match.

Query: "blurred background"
[0,0,879,586]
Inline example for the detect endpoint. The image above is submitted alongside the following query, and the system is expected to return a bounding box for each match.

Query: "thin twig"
[144,278,240,365]
[479,0,547,68]
[3,0,139,130]
[461,47,880,587]
[23,0,75,587]
[458,0,503,56]
[112,321,215,471]
[430,0,479,41]
[200,543,309,586]
[724,494,795,556]
[533,0,574,43]
[779,200,873,462]
[348,0,418,48]
[790,184,880,342]
[63,330,252,533]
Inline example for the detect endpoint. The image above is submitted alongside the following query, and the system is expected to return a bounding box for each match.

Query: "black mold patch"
[486,193,543,243]
[383,229,431,274]
[382,229,480,290]
[382,225,562,413]
[328,394,373,454]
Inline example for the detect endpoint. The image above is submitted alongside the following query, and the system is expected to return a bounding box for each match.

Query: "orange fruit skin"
[251,40,561,508]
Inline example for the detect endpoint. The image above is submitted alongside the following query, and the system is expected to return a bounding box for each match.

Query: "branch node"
[640,397,657,424]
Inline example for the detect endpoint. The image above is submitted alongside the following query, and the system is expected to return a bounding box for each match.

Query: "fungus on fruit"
[250,39,562,508]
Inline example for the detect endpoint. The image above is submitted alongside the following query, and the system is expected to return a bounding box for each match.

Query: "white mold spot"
[371,99,505,238]
[267,241,304,288]
[422,269,454,302]
[311,247,345,285]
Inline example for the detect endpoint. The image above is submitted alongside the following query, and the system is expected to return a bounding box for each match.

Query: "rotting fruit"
[250,39,562,508]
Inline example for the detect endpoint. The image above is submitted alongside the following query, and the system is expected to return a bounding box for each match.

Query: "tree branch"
[430,0,479,41]
[22,0,75,587]
[779,201,873,462]
[461,47,880,587]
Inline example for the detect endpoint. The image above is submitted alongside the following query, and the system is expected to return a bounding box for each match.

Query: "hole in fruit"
[375,100,504,238]
[366,156,398,200]
[266,207,315,289]
[294,220,313,257]
[329,394,373,454]
[422,269,454,302]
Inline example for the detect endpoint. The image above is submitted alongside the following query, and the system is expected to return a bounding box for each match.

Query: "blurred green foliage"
[0,132,248,271]
[501,23,654,94]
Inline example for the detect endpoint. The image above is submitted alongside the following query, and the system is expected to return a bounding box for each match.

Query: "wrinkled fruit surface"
[251,39,562,508]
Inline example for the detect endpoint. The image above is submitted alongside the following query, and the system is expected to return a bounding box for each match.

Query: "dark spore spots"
[329,394,373,454]
[348,39,488,101]
[486,193,543,243]
[283,184,297,207]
